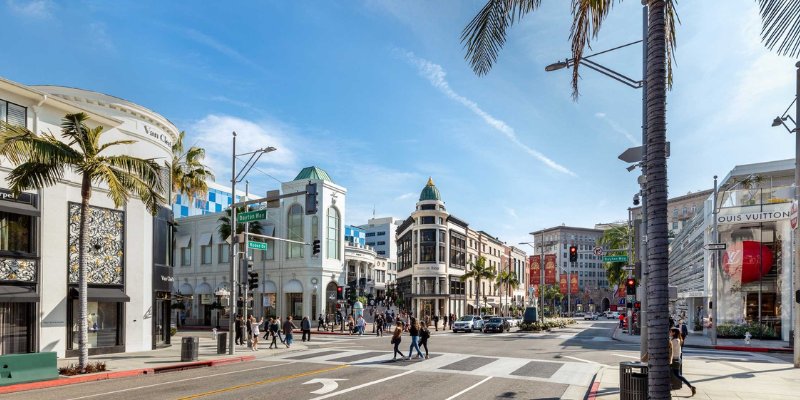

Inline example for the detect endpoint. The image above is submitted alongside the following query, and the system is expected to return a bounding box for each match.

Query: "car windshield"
[458,316,473,321]
[489,318,503,323]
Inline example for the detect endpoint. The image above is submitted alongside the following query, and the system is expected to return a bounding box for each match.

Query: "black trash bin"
[181,336,199,362]
[217,332,227,354]
[620,361,648,400]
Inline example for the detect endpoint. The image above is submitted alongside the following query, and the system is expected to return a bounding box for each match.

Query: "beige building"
[632,189,713,238]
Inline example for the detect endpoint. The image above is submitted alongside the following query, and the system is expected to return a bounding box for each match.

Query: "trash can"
[619,361,648,400]
[181,336,199,362]
[217,332,227,354]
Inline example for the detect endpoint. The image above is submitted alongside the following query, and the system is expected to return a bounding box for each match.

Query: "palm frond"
[96,139,136,154]
[0,122,82,166]
[569,0,616,98]
[461,0,542,76]
[60,113,92,154]
[6,161,66,194]
[759,0,800,57]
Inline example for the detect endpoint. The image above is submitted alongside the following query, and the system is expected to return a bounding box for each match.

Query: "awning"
[198,232,213,245]
[0,202,39,217]
[262,224,275,237]
[179,282,194,295]
[176,235,191,248]
[195,282,212,295]
[263,280,277,293]
[69,287,130,302]
[0,285,39,302]
[284,279,303,293]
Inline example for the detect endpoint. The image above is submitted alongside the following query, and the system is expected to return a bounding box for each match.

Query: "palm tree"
[758,0,800,57]
[461,256,496,314]
[597,224,633,288]
[171,131,214,204]
[506,272,520,316]
[496,270,509,316]
[218,206,264,242]
[0,113,164,372]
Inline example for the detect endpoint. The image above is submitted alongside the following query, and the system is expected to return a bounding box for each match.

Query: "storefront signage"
[0,188,37,206]
[716,203,791,224]
[201,294,213,305]
[143,125,172,147]
[153,265,172,292]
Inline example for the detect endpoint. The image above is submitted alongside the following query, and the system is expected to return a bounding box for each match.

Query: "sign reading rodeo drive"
[716,203,791,225]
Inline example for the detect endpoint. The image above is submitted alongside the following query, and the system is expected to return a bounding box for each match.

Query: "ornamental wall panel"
[67,203,125,285]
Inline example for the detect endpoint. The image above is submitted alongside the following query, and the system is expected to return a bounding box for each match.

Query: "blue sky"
[1,0,797,246]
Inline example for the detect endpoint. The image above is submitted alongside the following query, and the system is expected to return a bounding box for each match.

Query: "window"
[287,204,304,258]
[366,241,375,246]
[420,216,435,224]
[181,246,191,266]
[201,244,212,264]
[0,100,26,128]
[0,212,34,254]
[327,207,340,259]
[377,241,386,245]
[672,221,678,230]
[366,232,375,237]
[377,231,386,236]
[218,244,229,263]
[0,302,35,354]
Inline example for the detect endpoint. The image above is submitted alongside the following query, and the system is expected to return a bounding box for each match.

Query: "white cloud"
[594,112,639,145]
[6,0,52,18]
[505,207,519,219]
[397,49,576,176]
[395,192,416,201]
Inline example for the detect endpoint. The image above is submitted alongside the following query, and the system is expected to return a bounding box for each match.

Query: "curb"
[0,355,256,395]
[611,330,791,353]
[587,381,601,400]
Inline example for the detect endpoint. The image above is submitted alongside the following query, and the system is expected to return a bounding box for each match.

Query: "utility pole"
[228,132,237,355]
[638,0,649,359]
[711,176,719,345]
[793,60,800,368]
[243,181,250,348]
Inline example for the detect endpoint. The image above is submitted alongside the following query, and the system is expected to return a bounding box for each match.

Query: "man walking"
[433,315,439,331]
[376,314,384,337]
[356,315,366,336]
[301,316,312,342]
[234,314,244,345]
[318,314,325,331]
[283,315,297,348]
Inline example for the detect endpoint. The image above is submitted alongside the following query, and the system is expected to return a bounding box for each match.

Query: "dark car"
[483,317,510,333]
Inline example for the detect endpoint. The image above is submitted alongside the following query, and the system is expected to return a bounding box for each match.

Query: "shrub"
[717,322,778,339]
[59,361,107,376]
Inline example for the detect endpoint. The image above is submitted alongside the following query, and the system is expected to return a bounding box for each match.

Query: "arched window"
[327,207,340,259]
[287,204,303,258]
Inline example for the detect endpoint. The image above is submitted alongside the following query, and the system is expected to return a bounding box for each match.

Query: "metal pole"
[638,0,649,359]
[712,176,718,345]
[540,233,545,320]
[793,60,800,368]
[228,132,237,355]
[243,181,250,347]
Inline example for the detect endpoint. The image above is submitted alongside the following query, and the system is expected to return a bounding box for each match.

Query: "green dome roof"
[294,166,333,183]
[419,177,441,201]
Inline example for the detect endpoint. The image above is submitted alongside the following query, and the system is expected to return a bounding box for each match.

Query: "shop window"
[0,302,35,354]
[181,247,191,266]
[0,211,33,254]
[287,204,304,258]
[201,245,212,264]
[69,300,122,350]
[218,244,229,263]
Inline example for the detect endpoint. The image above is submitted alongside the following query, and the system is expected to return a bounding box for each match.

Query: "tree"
[497,270,520,316]
[217,206,264,242]
[461,256,496,314]
[0,113,164,372]
[597,224,633,288]
[758,0,800,57]
[496,270,509,316]
[171,130,214,204]
[542,285,563,317]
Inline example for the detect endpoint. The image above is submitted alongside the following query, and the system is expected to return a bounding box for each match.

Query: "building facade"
[0,78,176,356]
[172,180,251,218]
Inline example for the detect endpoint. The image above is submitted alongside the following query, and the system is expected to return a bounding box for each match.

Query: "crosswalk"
[270,347,600,387]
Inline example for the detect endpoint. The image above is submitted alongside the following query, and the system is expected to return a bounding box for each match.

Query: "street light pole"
[228,132,237,355]
[794,60,800,368]
[711,175,719,346]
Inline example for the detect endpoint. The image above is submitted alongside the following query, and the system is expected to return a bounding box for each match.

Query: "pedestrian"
[680,320,688,347]
[283,315,297,348]
[376,314,384,337]
[234,314,243,345]
[301,316,312,342]
[356,315,366,336]
[619,313,625,328]
[347,315,355,335]
[318,314,325,331]
[450,313,455,329]
[433,315,439,331]
[419,323,430,359]
[249,315,264,351]
[443,314,448,329]
[391,321,405,361]
[406,317,424,360]
[274,317,285,344]
[268,317,279,349]
[669,327,697,396]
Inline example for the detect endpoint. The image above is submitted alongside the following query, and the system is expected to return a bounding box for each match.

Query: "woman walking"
[419,323,431,359]
[283,315,297,348]
[391,321,405,361]
[670,327,697,396]
[406,317,424,360]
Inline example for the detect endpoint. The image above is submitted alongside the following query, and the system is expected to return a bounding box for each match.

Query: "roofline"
[529,225,604,236]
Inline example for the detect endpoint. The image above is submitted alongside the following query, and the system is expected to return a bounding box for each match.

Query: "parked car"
[574,312,585,319]
[483,317,510,333]
[606,311,620,320]
[453,315,484,332]
[584,312,599,320]
[504,317,519,328]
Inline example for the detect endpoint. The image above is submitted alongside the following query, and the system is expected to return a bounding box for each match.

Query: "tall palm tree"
[506,272,521,315]
[496,270,510,316]
[758,0,800,57]
[597,224,633,288]
[171,131,214,205]
[462,2,676,396]
[0,113,164,372]
[461,256,496,314]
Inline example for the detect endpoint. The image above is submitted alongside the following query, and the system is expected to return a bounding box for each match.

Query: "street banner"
[570,273,579,294]
[529,255,541,284]
[544,254,557,284]
[559,274,567,294]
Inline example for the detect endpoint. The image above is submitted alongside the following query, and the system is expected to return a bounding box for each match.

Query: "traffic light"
[626,277,636,295]
[248,271,259,290]
[336,286,344,300]
[305,182,318,215]
[634,301,641,310]
[569,246,577,262]
[313,239,321,256]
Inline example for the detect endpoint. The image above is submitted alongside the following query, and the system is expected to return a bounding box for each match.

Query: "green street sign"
[237,209,266,223]
[603,255,628,263]
[248,241,268,250]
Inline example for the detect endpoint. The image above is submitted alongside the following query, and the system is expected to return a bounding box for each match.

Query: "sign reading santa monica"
[716,203,791,225]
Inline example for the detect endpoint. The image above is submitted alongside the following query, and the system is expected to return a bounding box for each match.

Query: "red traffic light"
[337,286,343,294]
[626,278,635,287]
[336,303,341,309]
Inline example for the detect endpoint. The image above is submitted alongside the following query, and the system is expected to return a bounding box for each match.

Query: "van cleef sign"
[716,203,791,225]
[144,125,173,147]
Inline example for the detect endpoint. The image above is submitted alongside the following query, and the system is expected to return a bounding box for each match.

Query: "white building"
[0,77,176,356]
[358,216,401,293]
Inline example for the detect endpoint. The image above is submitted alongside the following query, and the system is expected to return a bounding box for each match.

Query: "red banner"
[529,256,541,285]
[544,254,557,284]
[570,273,579,294]
[559,275,568,294]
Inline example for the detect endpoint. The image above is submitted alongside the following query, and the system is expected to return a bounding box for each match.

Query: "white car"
[606,311,620,319]
[583,312,599,320]
[453,315,484,332]
[503,317,519,327]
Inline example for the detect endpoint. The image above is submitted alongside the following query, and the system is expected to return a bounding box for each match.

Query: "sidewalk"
[0,331,309,395]
[612,327,792,353]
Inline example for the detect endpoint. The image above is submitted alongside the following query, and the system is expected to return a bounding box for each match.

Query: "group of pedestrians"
[233,314,299,351]
[390,317,432,361]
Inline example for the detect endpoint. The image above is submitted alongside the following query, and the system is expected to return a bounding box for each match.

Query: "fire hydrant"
[744,331,752,345]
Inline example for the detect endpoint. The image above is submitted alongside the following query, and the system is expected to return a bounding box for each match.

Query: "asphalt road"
[14,319,773,400]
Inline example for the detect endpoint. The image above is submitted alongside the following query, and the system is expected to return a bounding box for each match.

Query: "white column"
[435,298,440,317]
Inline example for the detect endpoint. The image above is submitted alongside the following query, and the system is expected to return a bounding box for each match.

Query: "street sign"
[593,247,604,256]
[248,241,268,250]
[705,243,727,251]
[618,298,625,305]
[603,255,628,263]
[622,265,635,270]
[237,209,266,223]
[618,142,671,163]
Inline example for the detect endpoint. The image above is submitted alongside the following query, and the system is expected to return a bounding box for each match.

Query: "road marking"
[65,362,294,400]
[308,370,415,400]
[303,378,347,394]
[176,364,348,400]
[444,376,492,400]
[562,355,600,364]
[612,353,640,359]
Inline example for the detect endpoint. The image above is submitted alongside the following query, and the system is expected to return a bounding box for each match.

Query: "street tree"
[597,224,633,288]
[461,256,496,314]
[0,113,164,372]
[217,206,264,242]
[171,130,214,204]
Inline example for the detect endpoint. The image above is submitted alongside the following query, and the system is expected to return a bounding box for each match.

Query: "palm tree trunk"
[78,174,92,372]
[645,1,670,398]
[475,278,480,314]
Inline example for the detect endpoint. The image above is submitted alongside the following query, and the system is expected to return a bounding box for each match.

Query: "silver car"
[453,315,484,332]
